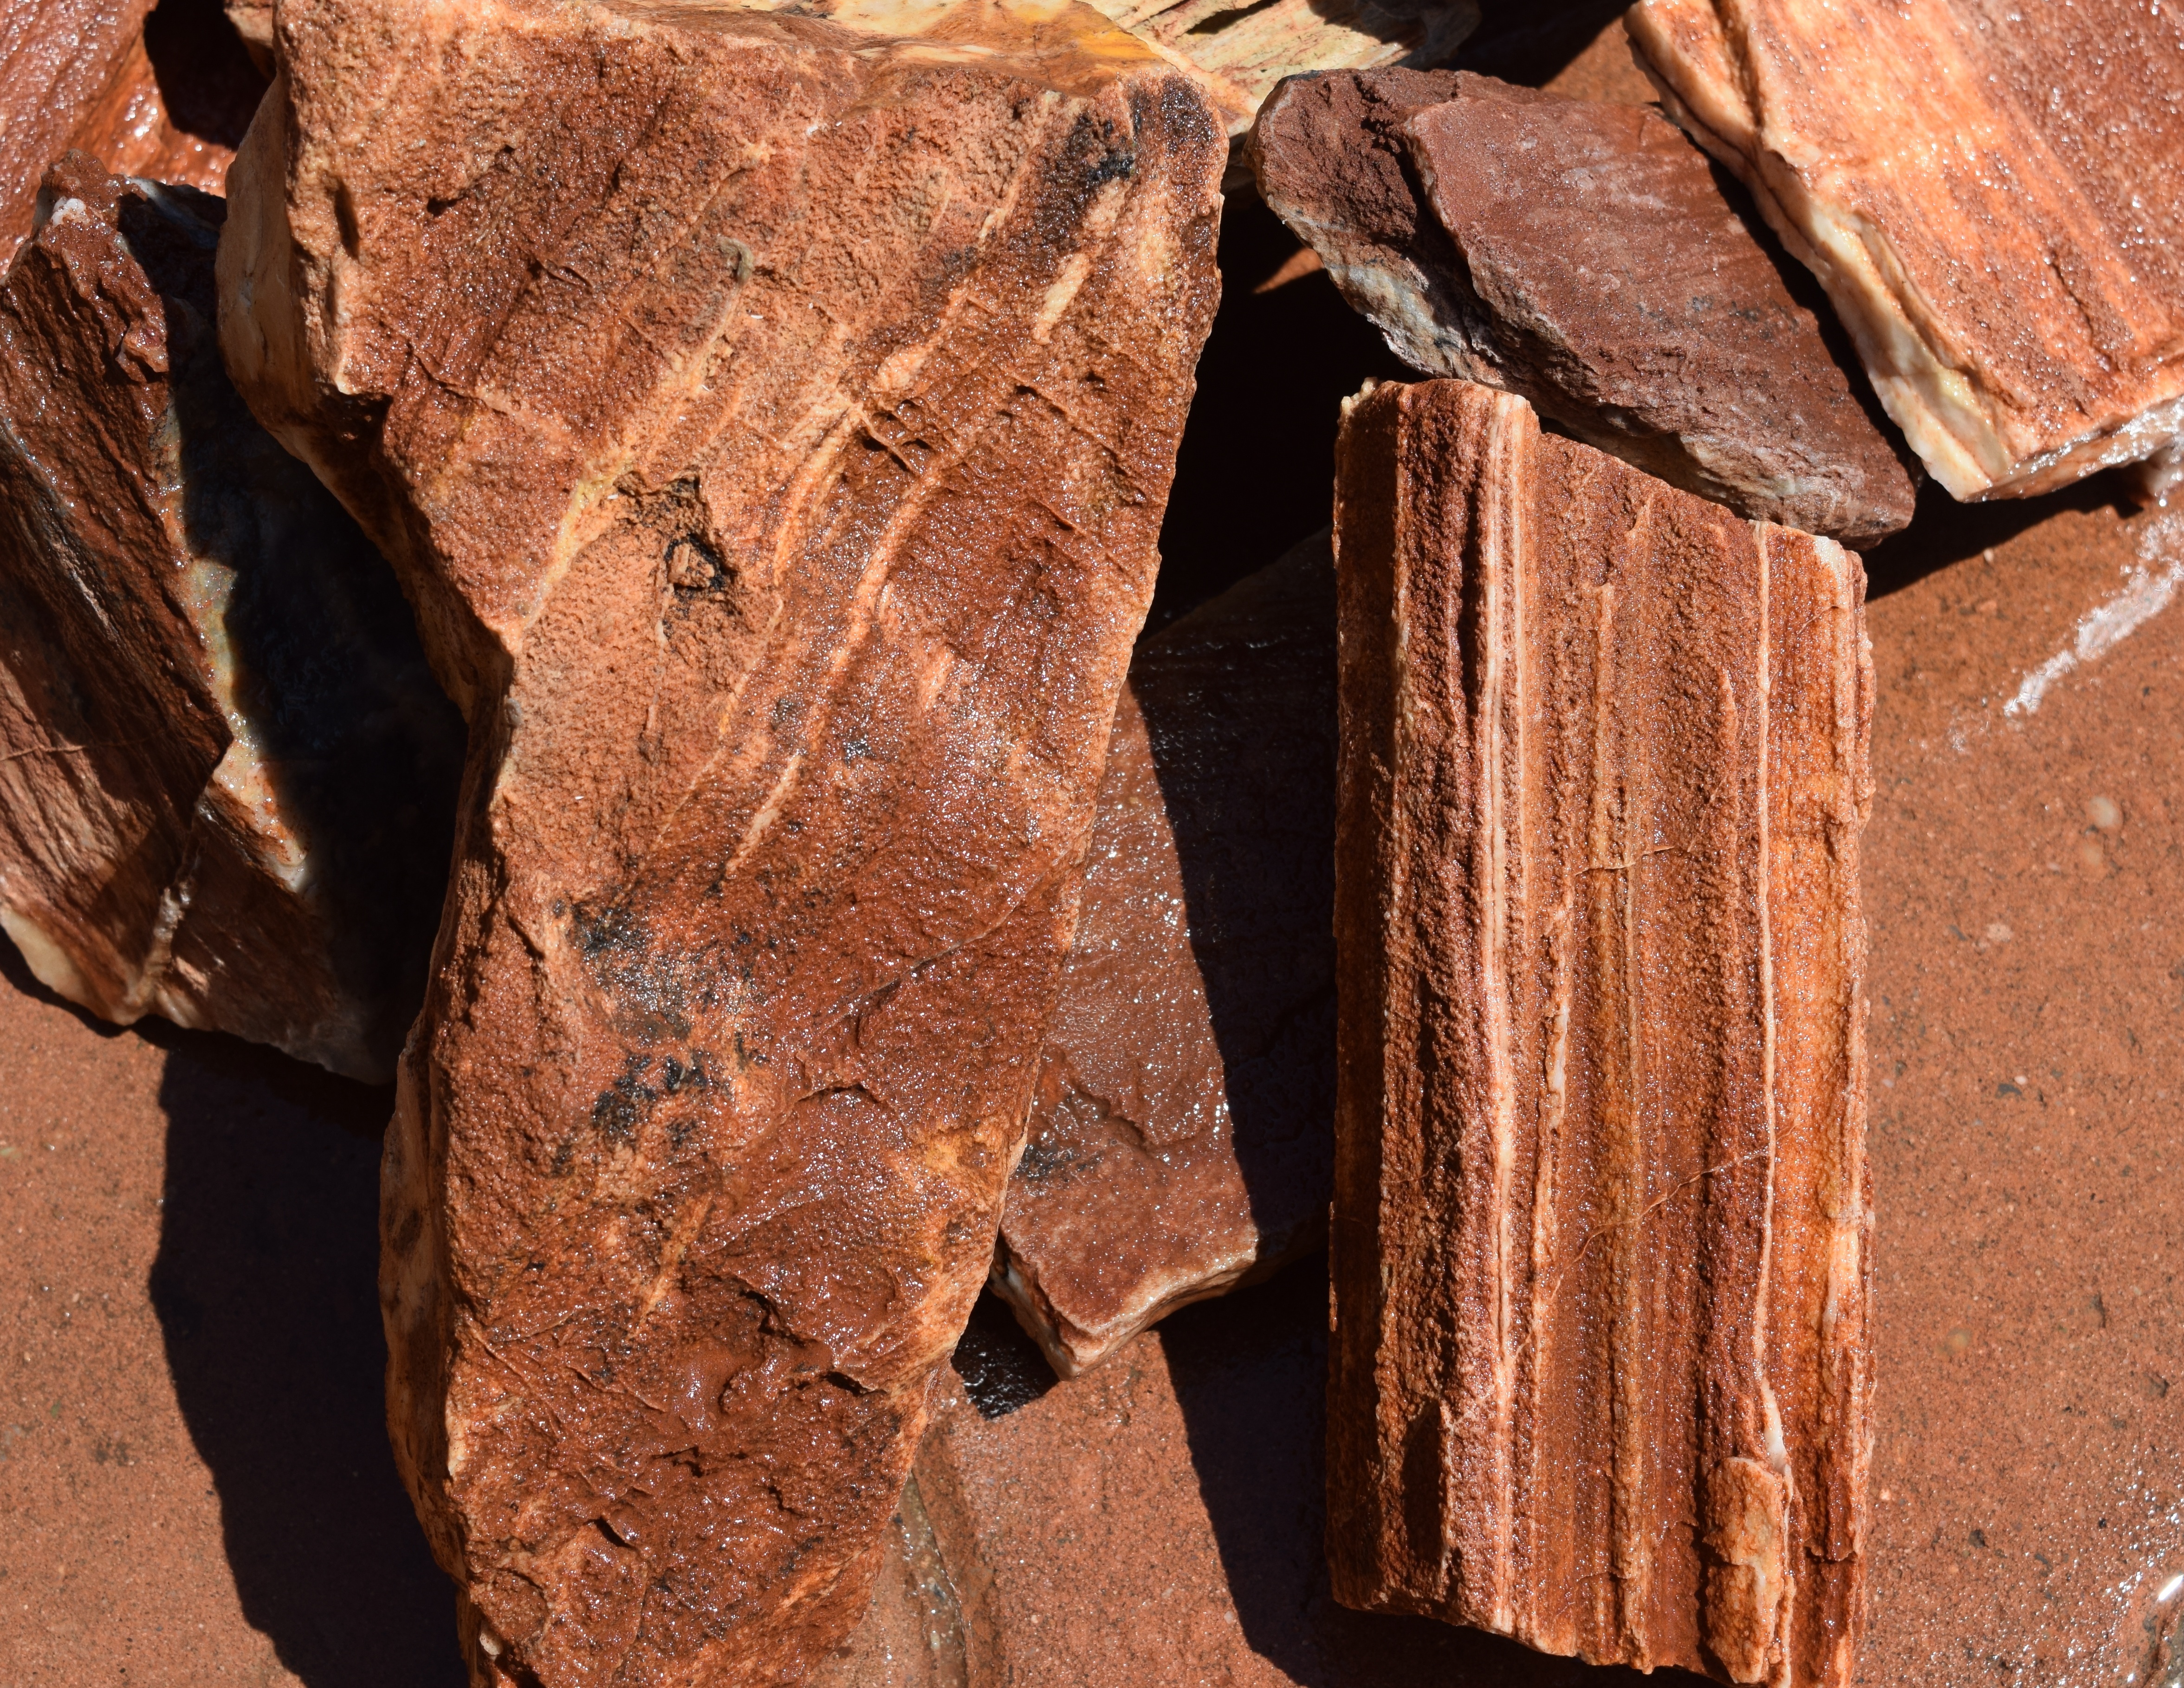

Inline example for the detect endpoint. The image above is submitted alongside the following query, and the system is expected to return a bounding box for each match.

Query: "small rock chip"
[995,534,1337,1377]
[1248,68,1916,545]
[0,155,461,1079]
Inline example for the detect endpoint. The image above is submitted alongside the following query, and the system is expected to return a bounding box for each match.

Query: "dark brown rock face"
[1248,69,1915,546]
[1331,378,1873,1686]
[0,0,267,266]
[0,155,460,1079]
[218,0,1223,1680]
[994,533,1336,1376]
[1629,0,2184,500]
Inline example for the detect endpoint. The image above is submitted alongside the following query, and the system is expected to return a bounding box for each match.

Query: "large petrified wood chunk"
[0,0,267,265]
[1330,377,1872,1687]
[219,0,1222,1680]
[1247,69,1915,546]
[0,154,460,1079]
[1628,0,2184,500]
[994,532,1335,1376]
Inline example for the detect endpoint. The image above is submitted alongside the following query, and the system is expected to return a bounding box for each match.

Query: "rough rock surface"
[1629,0,2184,501]
[218,0,1223,1681]
[1331,377,1873,1686]
[994,532,1335,1376]
[1248,69,1914,545]
[0,0,266,266]
[0,155,460,1080]
[1084,0,1478,132]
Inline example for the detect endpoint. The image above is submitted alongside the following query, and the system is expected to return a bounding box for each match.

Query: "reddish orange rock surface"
[1331,377,1872,1685]
[0,155,460,1079]
[219,0,1223,1680]
[1629,0,2184,500]
[996,532,1336,1376]
[0,0,266,266]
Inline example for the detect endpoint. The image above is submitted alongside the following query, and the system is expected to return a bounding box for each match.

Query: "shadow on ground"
[145,1029,462,1687]
[1166,1263,1716,1688]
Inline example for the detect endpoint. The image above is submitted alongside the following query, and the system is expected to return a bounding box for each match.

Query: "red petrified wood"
[1630,0,2184,500]
[219,0,1223,1680]
[1330,377,1873,1687]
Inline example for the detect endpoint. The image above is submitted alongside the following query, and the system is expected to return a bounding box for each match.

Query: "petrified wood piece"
[1629,0,2184,500]
[0,155,460,1079]
[1085,0,1478,132]
[1330,377,1872,1687]
[219,0,1222,1680]
[1248,69,1913,546]
[994,532,1335,1376]
[0,0,266,266]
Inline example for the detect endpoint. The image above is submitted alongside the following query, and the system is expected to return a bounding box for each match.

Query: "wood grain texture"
[220,0,1223,1680]
[1628,0,2184,500]
[1329,377,1872,1687]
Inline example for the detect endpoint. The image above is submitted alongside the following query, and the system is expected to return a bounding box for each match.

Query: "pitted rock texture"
[0,0,267,266]
[994,532,1335,1377]
[1331,378,1873,1686]
[1629,0,2184,501]
[1247,68,1914,546]
[218,0,1222,1681]
[0,155,460,1079]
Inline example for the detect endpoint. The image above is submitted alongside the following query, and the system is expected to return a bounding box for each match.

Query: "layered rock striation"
[1248,69,1915,546]
[219,0,1223,1679]
[0,154,460,1079]
[1330,377,1873,1686]
[1629,0,2184,500]
[995,532,1336,1376]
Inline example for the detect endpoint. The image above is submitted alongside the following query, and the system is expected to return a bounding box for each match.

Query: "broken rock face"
[994,532,1336,1377]
[1629,0,2184,500]
[1331,378,1872,1686]
[218,0,1223,1680]
[0,155,461,1080]
[1248,69,1915,546]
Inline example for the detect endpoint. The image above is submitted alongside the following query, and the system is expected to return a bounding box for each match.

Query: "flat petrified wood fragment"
[1249,69,1913,546]
[1629,0,2184,500]
[219,0,1222,1680]
[0,155,460,1079]
[994,532,1335,1376]
[1330,377,1872,1687]
[0,0,266,265]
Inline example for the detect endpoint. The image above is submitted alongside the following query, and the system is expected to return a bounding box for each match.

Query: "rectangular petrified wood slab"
[995,532,1336,1376]
[1628,0,2184,500]
[1247,69,1913,546]
[1330,377,1872,1687]
[218,0,1223,1682]
[0,155,460,1080]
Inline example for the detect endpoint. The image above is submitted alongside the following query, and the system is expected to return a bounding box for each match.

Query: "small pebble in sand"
[2087,794,2123,831]
[2080,838,2108,873]
[1984,922,2013,942]
[1946,1327,1973,1357]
